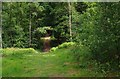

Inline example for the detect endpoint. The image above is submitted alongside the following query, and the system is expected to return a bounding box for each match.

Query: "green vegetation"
[2,46,119,77]
[50,42,75,52]
[0,2,119,77]
[1,48,37,56]
[2,47,104,77]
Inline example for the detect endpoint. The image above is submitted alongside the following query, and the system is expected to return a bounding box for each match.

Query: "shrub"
[1,48,37,56]
[58,42,75,49]
[50,47,58,52]
[50,42,75,52]
[70,44,92,68]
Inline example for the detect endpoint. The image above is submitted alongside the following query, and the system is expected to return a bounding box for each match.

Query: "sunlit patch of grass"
[2,47,106,77]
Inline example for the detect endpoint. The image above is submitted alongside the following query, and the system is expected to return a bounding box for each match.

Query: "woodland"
[0,2,120,77]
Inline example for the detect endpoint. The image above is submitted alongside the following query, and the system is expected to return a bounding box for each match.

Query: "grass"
[1,48,109,77]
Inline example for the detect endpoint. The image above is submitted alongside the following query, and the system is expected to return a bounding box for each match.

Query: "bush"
[70,44,92,68]
[58,42,75,49]
[1,48,38,56]
[50,42,75,52]
[50,47,59,52]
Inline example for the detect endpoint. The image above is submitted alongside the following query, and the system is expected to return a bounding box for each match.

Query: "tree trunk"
[29,13,32,47]
[68,2,72,41]
[0,25,2,49]
[0,2,2,49]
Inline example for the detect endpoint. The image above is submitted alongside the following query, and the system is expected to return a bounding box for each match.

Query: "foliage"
[50,42,75,52]
[70,44,92,68]
[58,42,75,49]
[1,48,37,56]
[95,2,120,71]
[72,2,120,72]
[1,2,120,74]
[2,2,71,49]
[2,2,43,48]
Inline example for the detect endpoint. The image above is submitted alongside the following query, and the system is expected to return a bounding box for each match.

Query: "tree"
[2,2,45,48]
[28,3,32,47]
[0,23,2,49]
[68,2,72,41]
[72,2,120,70]
[0,2,2,49]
